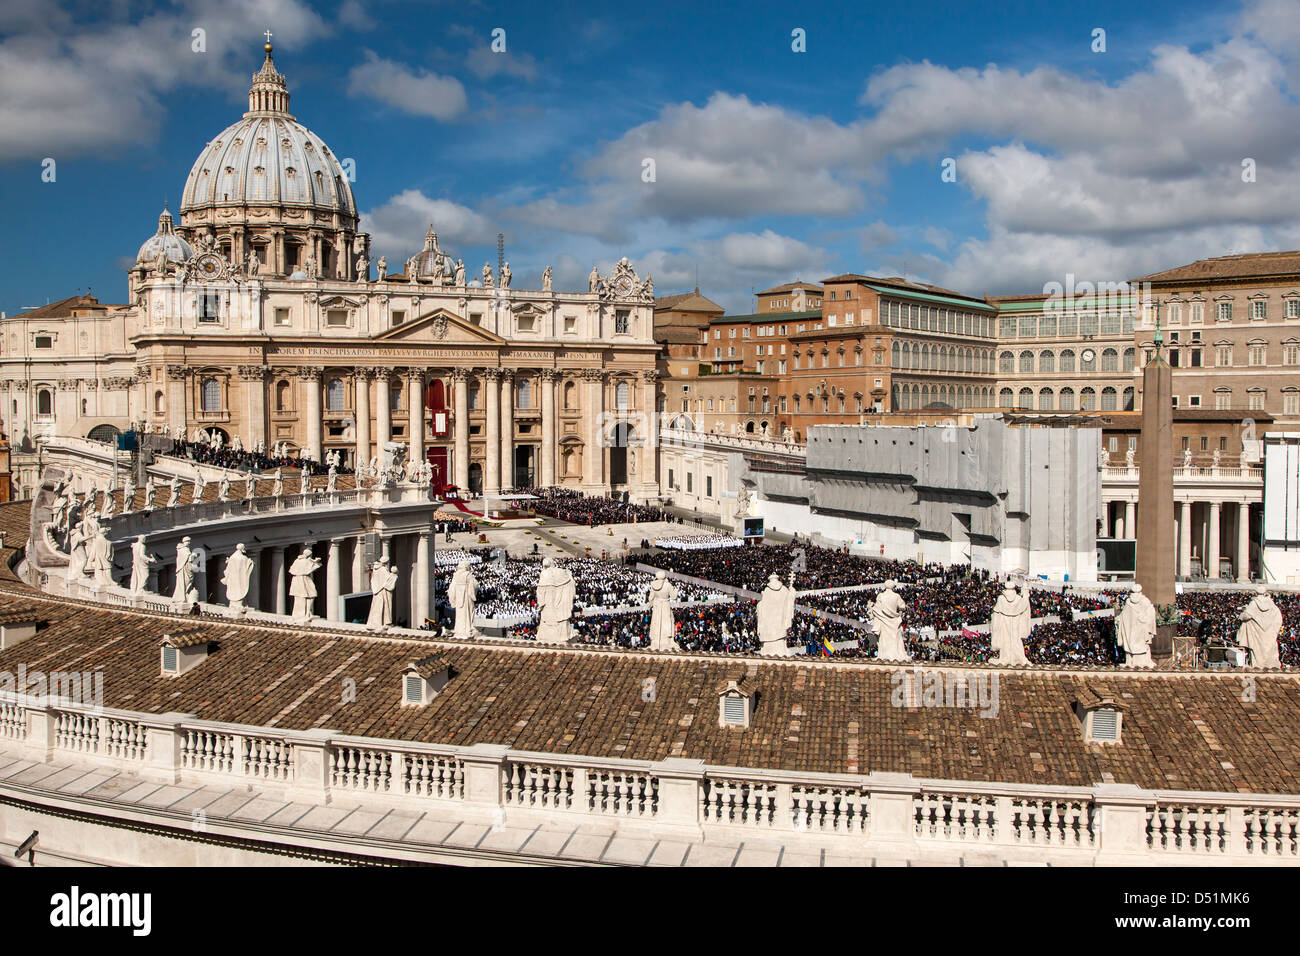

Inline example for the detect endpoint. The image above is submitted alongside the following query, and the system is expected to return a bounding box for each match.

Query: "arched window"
[999,388,1014,408]
[1101,348,1119,372]
[1059,349,1076,372]
[88,424,119,444]
[1039,351,1055,373]
[517,378,533,410]
[1018,387,1033,409]
[1038,388,1054,411]
[1019,350,1034,373]
[1123,387,1135,411]
[201,377,221,412]
[154,390,164,414]
[891,341,900,367]
[1058,387,1075,411]
[1122,348,1135,371]
[999,351,1014,373]
[1101,386,1118,411]
[615,381,629,411]
[563,381,576,409]
[1080,387,1096,410]
[326,377,345,412]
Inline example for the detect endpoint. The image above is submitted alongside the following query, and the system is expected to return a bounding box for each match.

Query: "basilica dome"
[135,206,193,266]
[179,47,356,220]
[174,43,362,278]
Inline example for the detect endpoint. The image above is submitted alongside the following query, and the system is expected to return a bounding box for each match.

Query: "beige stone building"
[1,44,660,501]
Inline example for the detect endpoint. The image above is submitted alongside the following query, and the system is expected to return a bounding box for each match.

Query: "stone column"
[453,368,471,492]
[540,369,557,487]
[640,369,659,490]
[354,368,372,471]
[484,368,502,495]
[406,368,425,466]
[500,371,514,491]
[326,538,342,622]
[269,546,286,615]
[239,366,266,450]
[1208,501,1222,579]
[299,367,324,463]
[414,528,430,625]
[1125,501,1136,540]
[582,369,605,491]
[376,370,392,451]
[1238,502,1251,583]
[245,547,261,611]
[1178,500,1191,578]
[166,367,190,439]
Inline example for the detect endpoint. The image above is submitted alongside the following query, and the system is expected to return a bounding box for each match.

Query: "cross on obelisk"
[1135,299,1175,660]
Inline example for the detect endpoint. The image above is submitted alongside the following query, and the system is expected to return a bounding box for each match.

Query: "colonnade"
[151,526,437,627]
[1106,498,1255,582]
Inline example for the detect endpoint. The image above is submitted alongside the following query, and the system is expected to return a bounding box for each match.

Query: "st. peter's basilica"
[0,42,661,501]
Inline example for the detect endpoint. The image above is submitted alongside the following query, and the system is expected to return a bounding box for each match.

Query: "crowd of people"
[640,543,983,592]
[803,580,1113,634]
[440,557,726,621]
[1175,590,1300,666]
[514,487,675,526]
[170,438,331,477]
[653,533,743,550]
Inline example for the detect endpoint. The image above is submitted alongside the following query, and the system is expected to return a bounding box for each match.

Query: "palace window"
[1039,351,1055,373]
[1285,341,1300,365]
[1249,342,1267,366]
[1059,349,1076,372]
[1288,300,1300,320]
[1019,350,1034,373]
[1217,302,1233,322]
[516,379,532,409]
[1080,387,1096,411]
[1251,300,1268,320]
[1190,303,1204,324]
[36,387,53,418]
[1058,387,1075,411]
[326,377,345,411]
[1123,348,1135,371]
[1249,389,1266,411]
[999,351,1014,373]
[1101,348,1118,371]
[1101,387,1118,411]
[1215,388,1232,410]
[198,293,221,323]
[1285,390,1300,415]
[201,377,221,412]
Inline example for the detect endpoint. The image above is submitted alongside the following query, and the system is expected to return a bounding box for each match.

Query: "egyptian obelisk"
[1135,309,1175,659]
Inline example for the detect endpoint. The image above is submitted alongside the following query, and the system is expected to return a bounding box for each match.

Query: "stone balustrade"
[5,690,1298,864]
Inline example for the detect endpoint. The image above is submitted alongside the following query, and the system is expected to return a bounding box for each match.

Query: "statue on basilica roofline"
[500,261,512,289]
[455,259,466,286]
[376,255,387,278]
[542,266,552,292]
[482,262,494,287]
[356,255,369,281]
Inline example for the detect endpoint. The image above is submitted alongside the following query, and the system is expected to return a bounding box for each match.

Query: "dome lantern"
[247,41,291,116]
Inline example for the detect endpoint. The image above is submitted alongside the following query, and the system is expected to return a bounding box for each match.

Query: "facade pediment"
[374,309,506,346]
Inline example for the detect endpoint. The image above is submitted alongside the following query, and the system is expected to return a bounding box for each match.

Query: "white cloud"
[360,189,499,263]
[346,51,467,120]
[465,45,538,82]
[0,0,330,160]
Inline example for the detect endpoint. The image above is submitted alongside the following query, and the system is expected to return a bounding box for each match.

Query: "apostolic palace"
[0,42,660,502]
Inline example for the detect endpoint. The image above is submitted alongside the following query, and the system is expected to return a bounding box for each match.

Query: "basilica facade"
[2,43,661,501]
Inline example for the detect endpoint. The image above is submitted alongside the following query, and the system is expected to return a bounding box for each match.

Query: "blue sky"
[1,0,1297,317]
